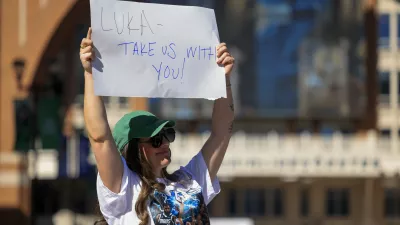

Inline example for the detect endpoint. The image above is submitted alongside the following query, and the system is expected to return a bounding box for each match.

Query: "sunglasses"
[139,128,176,148]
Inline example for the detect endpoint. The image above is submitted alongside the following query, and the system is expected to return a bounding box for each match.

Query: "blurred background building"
[0,0,399,225]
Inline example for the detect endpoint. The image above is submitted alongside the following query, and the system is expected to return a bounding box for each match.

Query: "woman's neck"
[154,168,163,178]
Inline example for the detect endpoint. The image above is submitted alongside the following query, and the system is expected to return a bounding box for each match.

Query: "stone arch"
[0,0,90,151]
[33,1,90,87]
[1,0,147,151]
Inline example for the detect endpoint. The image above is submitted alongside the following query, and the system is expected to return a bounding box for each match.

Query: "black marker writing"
[101,7,113,31]
[127,12,139,34]
[141,10,154,36]
[101,8,165,35]
[114,12,124,34]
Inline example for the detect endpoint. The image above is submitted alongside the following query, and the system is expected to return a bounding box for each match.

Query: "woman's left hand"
[216,43,235,76]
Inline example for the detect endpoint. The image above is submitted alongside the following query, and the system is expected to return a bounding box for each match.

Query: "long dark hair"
[95,139,178,225]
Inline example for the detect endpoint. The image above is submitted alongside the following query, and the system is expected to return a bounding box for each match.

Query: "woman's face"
[138,129,175,171]
[140,137,171,169]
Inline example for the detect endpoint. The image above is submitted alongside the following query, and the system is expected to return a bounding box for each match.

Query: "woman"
[80,27,235,225]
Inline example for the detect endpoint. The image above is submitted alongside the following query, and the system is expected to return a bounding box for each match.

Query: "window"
[325,188,350,217]
[378,14,400,49]
[228,189,237,216]
[118,97,128,106]
[300,189,309,217]
[385,188,400,218]
[244,188,265,216]
[206,198,214,217]
[380,72,390,96]
[398,14,400,47]
[380,129,400,137]
[265,188,284,217]
[379,14,389,49]
[102,96,110,105]
[378,71,400,104]
[243,188,284,217]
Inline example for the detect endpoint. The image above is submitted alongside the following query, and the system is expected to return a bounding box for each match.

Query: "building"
[0,0,399,225]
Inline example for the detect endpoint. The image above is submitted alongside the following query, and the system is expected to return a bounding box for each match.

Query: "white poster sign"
[89,0,226,99]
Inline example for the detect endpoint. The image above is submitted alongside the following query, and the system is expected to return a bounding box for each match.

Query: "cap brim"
[149,120,175,137]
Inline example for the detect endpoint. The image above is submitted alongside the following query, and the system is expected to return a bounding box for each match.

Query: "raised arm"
[80,28,123,193]
[201,43,235,180]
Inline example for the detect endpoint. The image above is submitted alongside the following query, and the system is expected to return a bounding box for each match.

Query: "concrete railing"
[168,131,400,178]
[68,103,400,178]
[71,100,131,130]
[2,131,400,184]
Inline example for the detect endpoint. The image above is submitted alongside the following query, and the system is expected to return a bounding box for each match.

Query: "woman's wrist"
[84,71,93,78]
[226,76,232,88]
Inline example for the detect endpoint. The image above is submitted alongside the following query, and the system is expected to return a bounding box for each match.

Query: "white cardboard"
[89,0,226,99]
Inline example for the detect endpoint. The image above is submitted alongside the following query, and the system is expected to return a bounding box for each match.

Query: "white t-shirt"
[97,152,220,225]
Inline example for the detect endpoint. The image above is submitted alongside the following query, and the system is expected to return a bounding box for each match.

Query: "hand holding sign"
[80,28,94,74]
[89,0,231,99]
[216,43,235,77]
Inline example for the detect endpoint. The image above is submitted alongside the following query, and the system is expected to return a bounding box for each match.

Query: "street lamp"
[12,57,31,152]
[12,57,37,225]
[13,58,26,91]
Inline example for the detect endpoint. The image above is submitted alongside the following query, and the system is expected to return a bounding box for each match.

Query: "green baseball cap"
[112,110,175,152]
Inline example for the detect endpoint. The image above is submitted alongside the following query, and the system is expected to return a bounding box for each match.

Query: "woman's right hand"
[80,27,94,74]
